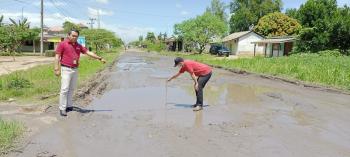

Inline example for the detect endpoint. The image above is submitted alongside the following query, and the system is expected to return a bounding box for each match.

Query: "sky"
[0,0,349,43]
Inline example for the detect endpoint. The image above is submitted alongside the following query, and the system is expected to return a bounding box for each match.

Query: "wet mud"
[5,51,350,157]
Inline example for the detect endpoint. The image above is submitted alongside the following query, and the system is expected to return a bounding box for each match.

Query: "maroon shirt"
[179,60,212,76]
[56,39,87,67]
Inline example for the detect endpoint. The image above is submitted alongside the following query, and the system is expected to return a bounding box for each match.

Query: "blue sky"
[0,0,349,42]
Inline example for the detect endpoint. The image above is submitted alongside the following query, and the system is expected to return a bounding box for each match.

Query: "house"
[21,26,65,53]
[164,37,183,52]
[251,36,295,57]
[222,31,265,56]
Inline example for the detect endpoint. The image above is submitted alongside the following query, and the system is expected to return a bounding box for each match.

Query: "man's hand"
[167,78,172,82]
[54,69,60,76]
[194,83,199,91]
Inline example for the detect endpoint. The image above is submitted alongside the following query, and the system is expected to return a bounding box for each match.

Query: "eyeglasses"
[71,35,79,38]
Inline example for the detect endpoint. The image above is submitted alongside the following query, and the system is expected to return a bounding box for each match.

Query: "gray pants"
[59,66,78,111]
[195,72,212,106]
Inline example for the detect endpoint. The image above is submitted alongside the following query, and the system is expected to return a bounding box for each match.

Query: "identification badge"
[73,60,77,64]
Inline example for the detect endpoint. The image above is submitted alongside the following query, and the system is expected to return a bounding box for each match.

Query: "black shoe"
[66,107,73,112]
[60,110,67,116]
[191,104,198,108]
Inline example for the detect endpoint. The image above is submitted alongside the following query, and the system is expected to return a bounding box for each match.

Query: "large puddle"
[10,51,350,157]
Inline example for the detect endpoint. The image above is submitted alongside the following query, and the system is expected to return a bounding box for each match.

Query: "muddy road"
[7,51,350,157]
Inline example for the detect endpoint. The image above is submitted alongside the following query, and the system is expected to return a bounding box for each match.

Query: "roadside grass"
[0,49,121,102]
[156,50,350,91]
[0,118,24,153]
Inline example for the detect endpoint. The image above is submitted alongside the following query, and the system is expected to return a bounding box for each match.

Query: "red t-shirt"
[179,60,212,76]
[56,39,87,67]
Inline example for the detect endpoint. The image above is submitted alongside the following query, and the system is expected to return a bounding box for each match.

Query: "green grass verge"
[156,51,350,91]
[0,49,121,102]
[0,118,24,153]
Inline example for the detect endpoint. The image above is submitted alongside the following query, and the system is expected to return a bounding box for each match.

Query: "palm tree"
[9,18,30,29]
[0,15,4,27]
[8,18,31,61]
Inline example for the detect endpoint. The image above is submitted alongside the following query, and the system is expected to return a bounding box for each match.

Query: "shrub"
[319,49,343,57]
[6,74,32,90]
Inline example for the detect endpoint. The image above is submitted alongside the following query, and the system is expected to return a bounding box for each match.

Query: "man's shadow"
[167,103,209,109]
[68,106,113,113]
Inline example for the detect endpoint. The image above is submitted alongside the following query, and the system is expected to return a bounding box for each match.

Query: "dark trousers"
[195,72,212,106]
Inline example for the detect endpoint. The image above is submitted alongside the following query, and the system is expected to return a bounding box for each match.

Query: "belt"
[61,64,78,69]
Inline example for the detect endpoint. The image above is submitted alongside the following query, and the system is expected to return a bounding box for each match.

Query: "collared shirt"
[56,39,87,67]
[179,60,212,76]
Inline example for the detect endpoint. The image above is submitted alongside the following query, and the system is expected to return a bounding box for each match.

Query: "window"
[24,40,33,46]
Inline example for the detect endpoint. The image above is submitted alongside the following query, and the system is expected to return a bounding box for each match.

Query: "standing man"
[54,29,106,116]
[167,57,212,111]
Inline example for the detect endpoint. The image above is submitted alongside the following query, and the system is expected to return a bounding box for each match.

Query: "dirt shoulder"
[0,56,55,76]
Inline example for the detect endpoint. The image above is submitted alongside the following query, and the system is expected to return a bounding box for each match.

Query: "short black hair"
[68,29,80,36]
[174,57,184,67]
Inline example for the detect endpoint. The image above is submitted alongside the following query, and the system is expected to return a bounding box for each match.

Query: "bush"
[7,74,32,90]
[45,50,56,57]
[319,50,343,57]
[147,42,166,52]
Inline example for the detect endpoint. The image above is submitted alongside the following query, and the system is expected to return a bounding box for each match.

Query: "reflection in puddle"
[194,111,203,128]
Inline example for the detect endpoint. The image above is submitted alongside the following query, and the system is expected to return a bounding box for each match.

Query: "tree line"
[135,0,350,55]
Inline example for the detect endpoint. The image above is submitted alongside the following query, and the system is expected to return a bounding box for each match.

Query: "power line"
[48,0,71,19]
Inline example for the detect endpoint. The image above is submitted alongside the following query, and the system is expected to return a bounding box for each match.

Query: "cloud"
[102,23,155,43]
[0,10,86,28]
[88,7,114,17]
[180,11,189,16]
[96,0,109,4]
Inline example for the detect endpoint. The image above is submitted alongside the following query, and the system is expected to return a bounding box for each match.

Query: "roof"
[48,26,64,32]
[164,37,176,42]
[78,23,88,28]
[251,37,295,44]
[222,31,251,42]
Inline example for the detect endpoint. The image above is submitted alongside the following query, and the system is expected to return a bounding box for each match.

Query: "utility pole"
[88,18,96,29]
[97,9,100,29]
[21,7,24,21]
[40,0,44,56]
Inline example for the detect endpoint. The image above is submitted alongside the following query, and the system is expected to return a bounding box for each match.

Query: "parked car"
[209,45,230,57]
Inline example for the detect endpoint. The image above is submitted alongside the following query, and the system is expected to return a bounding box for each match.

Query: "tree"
[146,32,156,43]
[285,8,299,20]
[293,0,338,53]
[163,32,167,40]
[254,12,301,37]
[138,35,143,42]
[229,0,282,33]
[175,12,227,53]
[8,18,32,58]
[328,6,350,54]
[297,0,336,27]
[174,20,196,52]
[206,0,227,23]
[63,21,80,34]
[157,32,163,41]
[81,29,122,52]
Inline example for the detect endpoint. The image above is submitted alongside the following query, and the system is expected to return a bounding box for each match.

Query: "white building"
[222,31,265,56]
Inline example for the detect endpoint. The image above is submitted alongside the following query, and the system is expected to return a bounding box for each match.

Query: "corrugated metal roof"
[251,37,295,44]
[222,31,251,42]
